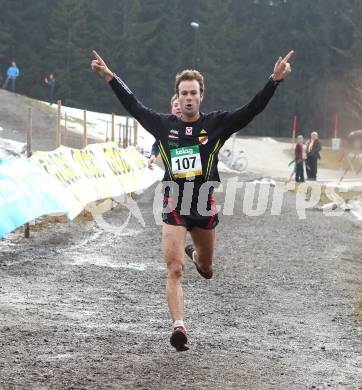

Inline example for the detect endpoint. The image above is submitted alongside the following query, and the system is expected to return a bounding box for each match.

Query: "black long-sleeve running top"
[109,74,280,188]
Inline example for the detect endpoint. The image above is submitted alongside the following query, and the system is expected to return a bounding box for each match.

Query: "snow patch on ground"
[0,137,26,159]
[39,101,155,154]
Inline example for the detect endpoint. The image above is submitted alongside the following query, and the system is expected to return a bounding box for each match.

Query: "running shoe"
[170,326,189,351]
[185,244,213,279]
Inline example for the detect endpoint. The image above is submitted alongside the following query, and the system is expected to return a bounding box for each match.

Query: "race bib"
[171,145,202,179]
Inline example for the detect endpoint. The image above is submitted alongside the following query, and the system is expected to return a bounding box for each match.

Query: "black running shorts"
[162,195,219,231]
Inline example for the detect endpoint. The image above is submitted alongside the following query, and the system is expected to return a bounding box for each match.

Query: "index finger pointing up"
[92,50,104,63]
[283,50,294,63]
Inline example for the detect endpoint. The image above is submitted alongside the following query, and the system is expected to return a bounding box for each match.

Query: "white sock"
[192,250,198,264]
[174,320,185,329]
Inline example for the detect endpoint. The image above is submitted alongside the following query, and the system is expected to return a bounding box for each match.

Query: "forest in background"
[1,0,362,138]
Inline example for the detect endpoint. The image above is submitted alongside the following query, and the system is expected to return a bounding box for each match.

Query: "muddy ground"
[0,89,96,151]
[0,172,361,390]
[1,88,362,389]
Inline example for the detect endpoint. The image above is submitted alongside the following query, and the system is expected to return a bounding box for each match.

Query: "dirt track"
[0,172,361,390]
[0,89,96,151]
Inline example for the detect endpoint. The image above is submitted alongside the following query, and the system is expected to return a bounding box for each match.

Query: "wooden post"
[133,119,138,146]
[111,113,115,142]
[25,108,33,238]
[128,126,133,145]
[119,124,123,147]
[122,125,126,147]
[83,110,87,147]
[334,114,339,139]
[27,108,32,158]
[125,117,129,147]
[64,113,68,146]
[56,99,61,148]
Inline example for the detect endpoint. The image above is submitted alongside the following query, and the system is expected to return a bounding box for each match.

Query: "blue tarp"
[0,158,78,239]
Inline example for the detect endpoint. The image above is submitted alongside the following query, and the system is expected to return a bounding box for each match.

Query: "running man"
[148,94,181,169]
[91,50,293,351]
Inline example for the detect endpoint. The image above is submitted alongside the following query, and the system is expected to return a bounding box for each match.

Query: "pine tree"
[2,0,362,137]
[46,0,89,106]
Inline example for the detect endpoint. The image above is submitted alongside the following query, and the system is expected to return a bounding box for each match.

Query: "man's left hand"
[148,155,157,169]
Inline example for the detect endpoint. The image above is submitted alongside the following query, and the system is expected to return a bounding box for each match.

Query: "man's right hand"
[148,155,157,170]
[91,50,113,82]
[272,50,294,81]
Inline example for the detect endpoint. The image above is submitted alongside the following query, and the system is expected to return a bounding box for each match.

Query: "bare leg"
[190,227,216,274]
[162,224,187,322]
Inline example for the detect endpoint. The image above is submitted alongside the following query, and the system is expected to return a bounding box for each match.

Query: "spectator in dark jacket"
[306,131,322,180]
[44,74,56,105]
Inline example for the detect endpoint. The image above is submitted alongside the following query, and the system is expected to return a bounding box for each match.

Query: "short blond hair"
[175,69,204,95]
[170,94,178,106]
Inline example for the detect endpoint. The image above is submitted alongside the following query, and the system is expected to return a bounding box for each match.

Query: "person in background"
[44,74,56,105]
[306,131,322,180]
[294,135,305,182]
[148,94,181,169]
[3,61,20,92]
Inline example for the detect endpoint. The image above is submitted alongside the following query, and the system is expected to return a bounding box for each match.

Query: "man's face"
[171,99,181,117]
[178,80,203,120]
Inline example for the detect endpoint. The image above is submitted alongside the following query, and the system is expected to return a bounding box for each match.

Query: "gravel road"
[1,172,361,390]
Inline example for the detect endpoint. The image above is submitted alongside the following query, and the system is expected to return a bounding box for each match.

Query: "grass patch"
[26,98,85,128]
[319,148,359,171]
[27,98,55,114]
[285,182,362,204]
[319,190,362,204]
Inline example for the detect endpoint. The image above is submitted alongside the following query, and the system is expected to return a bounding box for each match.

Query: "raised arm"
[222,51,294,136]
[91,50,163,139]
